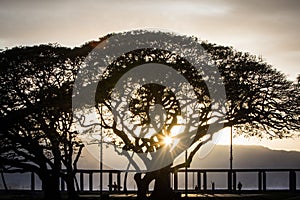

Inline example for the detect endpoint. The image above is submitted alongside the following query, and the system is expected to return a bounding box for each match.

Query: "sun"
[163,136,173,146]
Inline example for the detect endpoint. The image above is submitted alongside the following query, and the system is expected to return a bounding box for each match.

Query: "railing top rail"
[72,168,300,173]
[4,168,300,174]
[175,168,300,173]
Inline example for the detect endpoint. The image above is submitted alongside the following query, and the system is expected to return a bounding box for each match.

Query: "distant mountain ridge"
[191,145,300,169]
[78,144,300,169]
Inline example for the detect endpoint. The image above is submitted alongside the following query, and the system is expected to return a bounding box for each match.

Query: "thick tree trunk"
[42,173,61,200]
[134,173,152,200]
[65,172,78,200]
[134,165,176,200]
[151,166,176,200]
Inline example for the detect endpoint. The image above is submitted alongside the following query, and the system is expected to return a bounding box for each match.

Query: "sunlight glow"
[170,125,183,137]
[164,136,173,146]
[169,115,185,137]
[216,127,300,152]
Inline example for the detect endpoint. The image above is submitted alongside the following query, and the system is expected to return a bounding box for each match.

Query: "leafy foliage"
[0,44,84,199]
[202,43,300,138]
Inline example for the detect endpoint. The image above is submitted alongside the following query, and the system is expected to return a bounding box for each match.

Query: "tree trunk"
[151,165,176,200]
[42,173,61,200]
[134,173,152,200]
[65,172,78,200]
[0,170,8,191]
[134,165,176,200]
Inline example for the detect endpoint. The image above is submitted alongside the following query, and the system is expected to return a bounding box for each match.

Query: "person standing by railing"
[237,181,242,194]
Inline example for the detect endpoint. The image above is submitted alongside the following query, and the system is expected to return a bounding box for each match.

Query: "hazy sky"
[0,0,299,151]
[1,0,299,79]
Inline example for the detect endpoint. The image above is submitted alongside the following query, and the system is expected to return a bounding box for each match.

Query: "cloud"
[0,0,299,79]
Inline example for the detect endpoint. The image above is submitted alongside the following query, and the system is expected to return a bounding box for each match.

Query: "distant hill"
[191,145,300,169]
[78,144,300,170]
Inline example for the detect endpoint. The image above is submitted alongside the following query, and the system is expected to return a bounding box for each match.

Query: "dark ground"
[0,191,300,200]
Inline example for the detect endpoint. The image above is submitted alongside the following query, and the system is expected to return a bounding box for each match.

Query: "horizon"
[215,128,300,152]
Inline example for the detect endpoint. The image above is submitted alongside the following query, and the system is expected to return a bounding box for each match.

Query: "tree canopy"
[0,30,299,200]
[203,43,300,138]
[0,44,84,199]
[75,31,299,163]
[72,30,300,199]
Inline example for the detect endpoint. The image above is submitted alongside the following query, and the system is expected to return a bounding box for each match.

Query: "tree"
[203,43,300,138]
[0,44,84,200]
[1,30,299,200]
[73,30,299,200]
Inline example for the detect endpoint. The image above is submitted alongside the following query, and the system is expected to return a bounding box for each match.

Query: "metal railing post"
[31,172,35,191]
[289,170,296,192]
[89,172,93,191]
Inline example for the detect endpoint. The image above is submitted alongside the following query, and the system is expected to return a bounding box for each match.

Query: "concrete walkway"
[79,192,300,200]
[0,191,299,200]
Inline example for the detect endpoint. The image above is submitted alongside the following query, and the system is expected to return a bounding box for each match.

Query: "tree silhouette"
[0,44,84,200]
[73,30,300,200]
[1,30,299,200]
[203,43,300,138]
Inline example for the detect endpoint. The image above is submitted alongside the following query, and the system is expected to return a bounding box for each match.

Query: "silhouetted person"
[237,181,242,194]
[113,181,117,191]
[195,185,199,191]
[211,182,215,194]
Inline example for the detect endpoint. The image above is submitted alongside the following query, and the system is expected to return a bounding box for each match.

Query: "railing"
[173,169,300,193]
[1,169,299,193]
[75,170,122,193]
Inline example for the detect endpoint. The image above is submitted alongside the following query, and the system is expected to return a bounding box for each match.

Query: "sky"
[0,0,299,151]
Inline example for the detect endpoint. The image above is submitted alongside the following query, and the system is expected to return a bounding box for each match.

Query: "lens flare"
[164,136,173,145]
